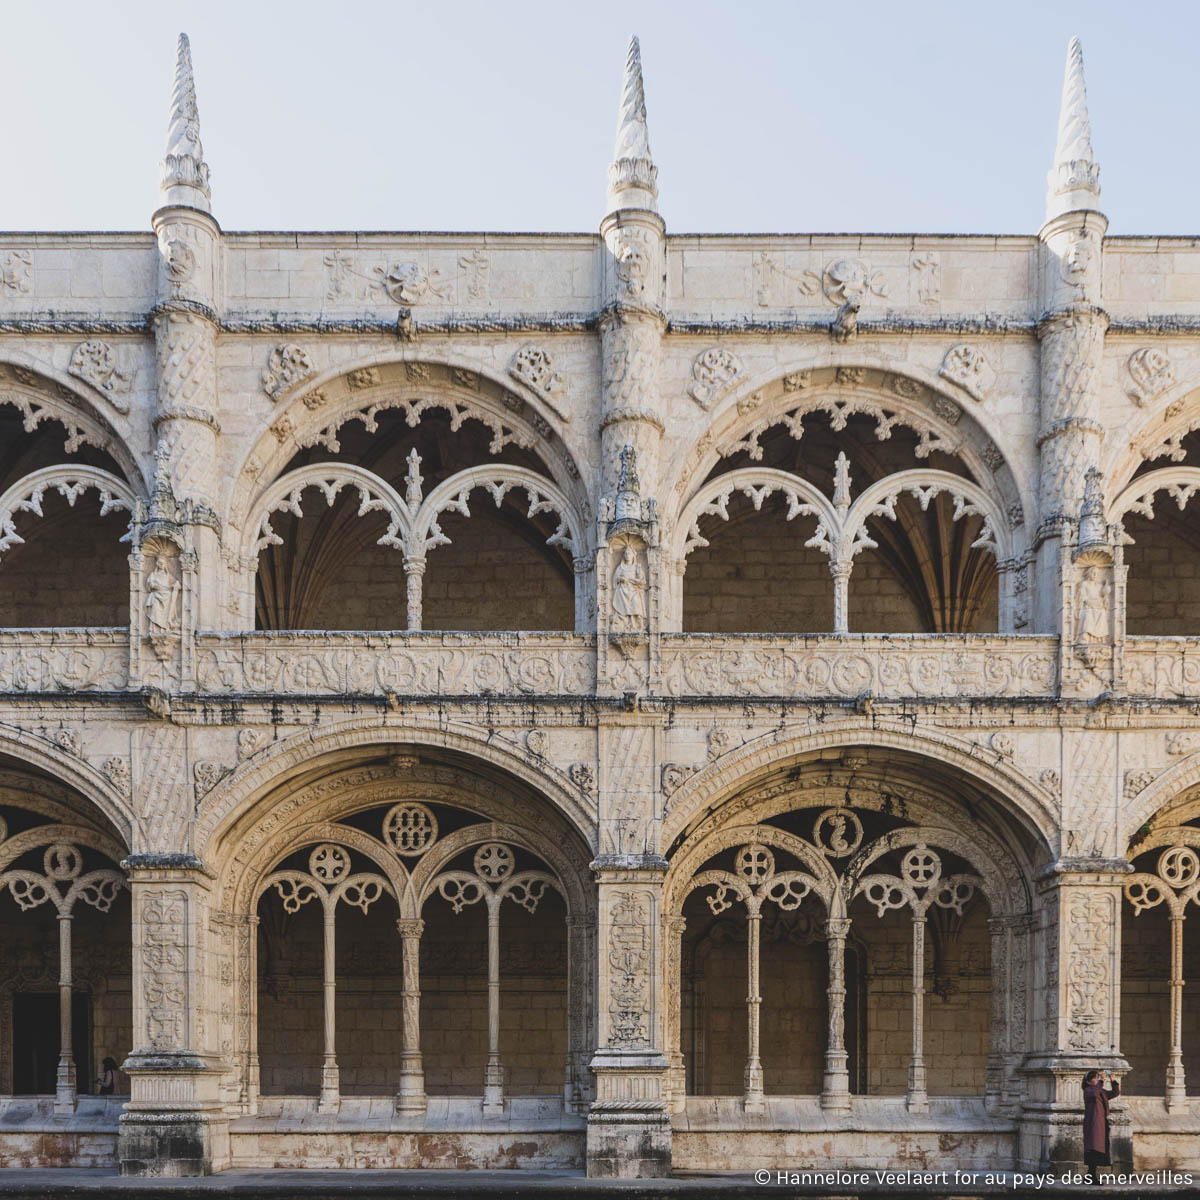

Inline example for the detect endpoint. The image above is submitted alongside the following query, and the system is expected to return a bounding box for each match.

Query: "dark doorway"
[12,992,91,1095]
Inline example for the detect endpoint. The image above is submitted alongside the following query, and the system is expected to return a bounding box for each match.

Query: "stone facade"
[0,31,1199,1179]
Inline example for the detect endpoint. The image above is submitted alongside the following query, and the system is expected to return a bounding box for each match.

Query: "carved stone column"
[587,858,671,1179]
[1165,914,1186,1112]
[1033,218,1108,635]
[403,557,424,631]
[986,916,1010,1111]
[830,561,851,635]
[54,912,76,1115]
[1016,865,1130,1173]
[743,899,765,1113]
[395,918,426,1114]
[318,906,339,1113]
[663,914,687,1113]
[906,913,929,1113]
[483,899,504,1116]
[118,855,229,1177]
[821,916,852,1110]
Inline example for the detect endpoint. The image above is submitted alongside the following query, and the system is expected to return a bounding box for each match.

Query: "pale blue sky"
[3,0,1194,234]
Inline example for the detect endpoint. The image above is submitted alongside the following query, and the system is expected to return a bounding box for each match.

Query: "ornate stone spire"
[1046,36,1100,222]
[159,33,211,212]
[607,36,658,212]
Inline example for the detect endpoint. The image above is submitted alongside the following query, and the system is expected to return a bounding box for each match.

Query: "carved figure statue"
[1075,566,1109,645]
[612,545,647,629]
[145,555,180,633]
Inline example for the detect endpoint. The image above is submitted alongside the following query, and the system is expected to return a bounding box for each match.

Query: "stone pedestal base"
[586,1048,672,1178]
[118,1053,229,1177]
[1018,1055,1131,1172]
[586,1105,672,1178]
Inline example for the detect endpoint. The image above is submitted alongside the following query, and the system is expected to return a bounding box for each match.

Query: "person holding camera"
[1082,1068,1121,1185]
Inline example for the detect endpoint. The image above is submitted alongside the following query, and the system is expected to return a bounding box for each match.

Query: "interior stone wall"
[0,496,129,628]
[1122,513,1200,636]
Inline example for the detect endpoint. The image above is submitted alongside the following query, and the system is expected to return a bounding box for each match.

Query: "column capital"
[396,917,425,938]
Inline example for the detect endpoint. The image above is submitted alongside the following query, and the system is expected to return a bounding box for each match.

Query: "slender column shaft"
[245,914,260,1113]
[831,562,851,634]
[1166,914,1186,1111]
[483,901,503,1115]
[906,913,929,1112]
[985,917,1009,1110]
[54,912,76,1114]
[318,906,339,1113]
[744,902,764,1112]
[395,918,426,1113]
[822,917,851,1109]
[404,558,425,631]
[665,915,687,1111]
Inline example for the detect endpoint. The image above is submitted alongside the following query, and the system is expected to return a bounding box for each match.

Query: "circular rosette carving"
[337,876,386,914]
[436,874,486,914]
[383,802,439,857]
[474,843,515,883]
[1159,846,1200,889]
[813,808,864,857]
[308,843,350,884]
[44,843,83,881]
[901,845,941,888]
[763,873,812,912]
[736,844,775,885]
[932,877,977,914]
[859,876,911,918]
[1124,876,1168,916]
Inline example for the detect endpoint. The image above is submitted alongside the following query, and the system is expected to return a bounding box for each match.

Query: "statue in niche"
[612,545,647,630]
[145,553,181,663]
[146,555,180,634]
[1074,565,1110,648]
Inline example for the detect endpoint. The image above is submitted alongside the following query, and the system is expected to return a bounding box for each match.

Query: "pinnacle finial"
[159,33,211,212]
[1046,36,1100,222]
[607,36,658,212]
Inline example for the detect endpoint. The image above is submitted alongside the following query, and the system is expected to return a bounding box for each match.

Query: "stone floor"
[0,1168,1195,1198]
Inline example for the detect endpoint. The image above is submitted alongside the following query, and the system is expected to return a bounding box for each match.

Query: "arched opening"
[253,408,576,632]
[664,747,1042,1119]
[1120,820,1200,1102]
[211,743,594,1126]
[0,763,130,1131]
[676,404,1004,634]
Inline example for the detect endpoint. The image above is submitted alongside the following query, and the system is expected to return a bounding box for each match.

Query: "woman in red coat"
[1082,1069,1120,1185]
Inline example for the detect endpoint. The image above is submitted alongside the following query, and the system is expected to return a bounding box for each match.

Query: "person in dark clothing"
[1082,1069,1120,1185]
[96,1057,118,1096]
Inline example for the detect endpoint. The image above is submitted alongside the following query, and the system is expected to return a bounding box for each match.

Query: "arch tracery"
[667,366,1024,635]
[0,800,128,1112]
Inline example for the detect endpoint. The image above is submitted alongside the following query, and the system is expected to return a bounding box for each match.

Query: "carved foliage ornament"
[69,341,131,411]
[688,347,744,410]
[938,344,995,401]
[509,345,564,409]
[261,344,315,401]
[1126,347,1174,407]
